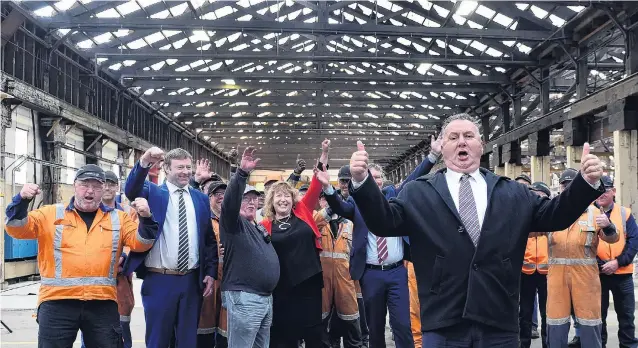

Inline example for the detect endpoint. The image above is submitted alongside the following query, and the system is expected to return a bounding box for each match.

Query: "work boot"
[531,327,540,339]
[568,336,581,347]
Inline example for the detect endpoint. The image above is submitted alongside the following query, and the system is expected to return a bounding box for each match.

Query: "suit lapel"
[158,183,170,231]
[429,170,463,224]
[191,191,203,241]
[480,168,500,233]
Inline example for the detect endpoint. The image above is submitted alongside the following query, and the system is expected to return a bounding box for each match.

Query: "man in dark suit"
[322,141,439,348]
[347,113,606,347]
[124,147,218,347]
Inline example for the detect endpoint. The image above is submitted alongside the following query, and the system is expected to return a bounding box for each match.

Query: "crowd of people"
[4,113,638,348]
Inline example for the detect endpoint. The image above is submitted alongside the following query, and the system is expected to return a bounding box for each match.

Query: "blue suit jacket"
[325,155,436,281]
[122,161,218,289]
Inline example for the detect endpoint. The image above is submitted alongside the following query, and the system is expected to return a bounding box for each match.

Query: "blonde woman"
[261,140,330,348]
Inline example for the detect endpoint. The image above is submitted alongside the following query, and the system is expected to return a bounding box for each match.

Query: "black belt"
[365,261,402,271]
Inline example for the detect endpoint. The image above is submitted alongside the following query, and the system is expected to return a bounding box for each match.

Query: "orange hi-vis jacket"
[198,215,227,337]
[597,204,634,274]
[5,196,157,305]
[522,234,549,275]
[315,209,359,321]
[114,202,138,322]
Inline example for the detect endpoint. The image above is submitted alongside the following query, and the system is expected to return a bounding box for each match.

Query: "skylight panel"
[97,58,108,64]
[417,64,432,74]
[77,39,94,49]
[485,47,502,57]
[432,4,450,17]
[54,0,76,11]
[568,6,585,12]
[151,10,170,19]
[166,59,178,65]
[170,3,189,16]
[145,32,166,44]
[151,61,166,70]
[113,29,130,38]
[109,63,122,71]
[138,0,160,8]
[502,40,516,47]
[96,8,120,18]
[116,1,141,15]
[456,1,478,16]
[232,43,250,51]
[516,3,530,11]
[467,20,483,29]
[123,60,136,67]
[476,5,495,19]
[549,14,566,27]
[453,15,467,25]
[93,32,112,44]
[34,5,56,17]
[128,38,148,49]
[530,5,548,19]
[470,40,487,52]
[517,43,531,54]
[406,11,425,24]
[288,9,302,20]
[328,18,339,24]
[493,13,513,27]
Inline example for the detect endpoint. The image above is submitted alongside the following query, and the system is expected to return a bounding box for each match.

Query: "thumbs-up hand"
[595,213,611,228]
[579,142,603,186]
[350,141,368,182]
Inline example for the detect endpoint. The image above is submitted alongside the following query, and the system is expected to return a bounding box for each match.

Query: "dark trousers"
[359,265,413,348]
[141,271,202,348]
[422,320,519,348]
[357,297,369,347]
[81,320,131,348]
[601,274,638,348]
[37,299,122,348]
[324,310,363,348]
[520,272,548,348]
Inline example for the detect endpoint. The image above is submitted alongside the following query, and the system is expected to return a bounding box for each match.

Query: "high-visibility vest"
[597,205,634,274]
[5,202,153,305]
[522,234,549,275]
[548,205,601,267]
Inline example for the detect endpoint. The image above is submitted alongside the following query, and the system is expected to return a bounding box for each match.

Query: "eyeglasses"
[212,192,225,198]
[242,196,259,203]
[339,179,351,184]
[78,182,104,192]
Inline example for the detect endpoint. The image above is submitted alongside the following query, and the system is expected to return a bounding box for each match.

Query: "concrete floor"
[1,279,632,347]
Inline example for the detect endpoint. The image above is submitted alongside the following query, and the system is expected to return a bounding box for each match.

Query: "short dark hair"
[163,148,192,169]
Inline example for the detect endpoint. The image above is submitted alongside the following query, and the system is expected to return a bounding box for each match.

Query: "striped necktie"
[458,174,481,246]
[377,236,388,264]
[176,189,189,273]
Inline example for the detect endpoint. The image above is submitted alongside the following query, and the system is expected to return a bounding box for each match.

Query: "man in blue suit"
[124,147,218,348]
[322,139,439,348]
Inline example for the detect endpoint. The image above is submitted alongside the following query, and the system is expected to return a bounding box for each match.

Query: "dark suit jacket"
[122,161,218,290]
[350,168,603,332]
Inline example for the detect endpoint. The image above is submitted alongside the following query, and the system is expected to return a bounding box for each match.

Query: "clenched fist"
[596,214,611,228]
[20,183,41,200]
[322,139,331,153]
[350,141,368,183]
[141,147,165,168]
[131,198,152,218]
[580,143,603,186]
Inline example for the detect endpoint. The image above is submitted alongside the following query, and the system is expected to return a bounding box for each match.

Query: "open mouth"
[458,150,469,160]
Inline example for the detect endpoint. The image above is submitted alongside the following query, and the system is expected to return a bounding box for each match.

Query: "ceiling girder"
[171,105,454,115]
[40,17,552,40]
[144,94,480,106]
[133,80,502,93]
[182,116,442,125]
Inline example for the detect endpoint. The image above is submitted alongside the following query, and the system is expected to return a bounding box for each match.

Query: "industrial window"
[65,149,76,185]
[14,128,28,185]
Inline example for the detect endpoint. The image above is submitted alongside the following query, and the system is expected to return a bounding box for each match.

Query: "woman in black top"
[260,140,330,348]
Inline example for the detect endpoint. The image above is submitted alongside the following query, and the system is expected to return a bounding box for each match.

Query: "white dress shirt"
[444,168,488,229]
[366,232,404,265]
[145,181,199,270]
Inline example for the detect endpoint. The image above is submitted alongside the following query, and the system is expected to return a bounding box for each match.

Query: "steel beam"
[172,105,452,115]
[39,17,551,40]
[485,72,638,150]
[183,116,442,125]
[205,133,422,140]
[105,49,539,67]
[125,71,508,84]
[142,94,480,106]
[198,126,433,133]
[133,80,502,93]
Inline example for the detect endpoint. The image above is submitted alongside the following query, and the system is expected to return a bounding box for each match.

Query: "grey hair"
[163,148,193,168]
[442,113,481,137]
[368,163,386,180]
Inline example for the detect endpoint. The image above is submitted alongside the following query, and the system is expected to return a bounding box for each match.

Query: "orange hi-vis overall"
[5,202,154,306]
[597,205,633,274]
[314,209,359,322]
[117,204,138,324]
[546,205,619,348]
[405,261,422,348]
[198,216,227,338]
[523,234,549,275]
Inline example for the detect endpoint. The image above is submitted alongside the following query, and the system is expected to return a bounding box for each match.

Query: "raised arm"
[5,184,45,240]
[316,164,355,219]
[121,198,159,252]
[220,147,259,234]
[396,133,441,195]
[287,157,306,187]
[301,140,330,210]
[125,147,165,200]
[530,144,605,232]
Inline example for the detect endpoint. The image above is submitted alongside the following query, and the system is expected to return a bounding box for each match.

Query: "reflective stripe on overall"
[41,204,120,287]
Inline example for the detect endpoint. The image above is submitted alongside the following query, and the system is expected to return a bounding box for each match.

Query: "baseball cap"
[559,168,578,184]
[515,174,532,185]
[264,179,278,188]
[244,185,260,196]
[338,165,352,180]
[207,181,227,196]
[601,175,614,188]
[104,170,119,183]
[75,164,106,183]
[529,182,551,197]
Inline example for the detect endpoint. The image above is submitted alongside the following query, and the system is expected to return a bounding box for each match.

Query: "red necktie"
[377,236,388,264]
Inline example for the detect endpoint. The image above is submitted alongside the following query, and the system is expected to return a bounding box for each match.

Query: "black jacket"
[350,168,604,332]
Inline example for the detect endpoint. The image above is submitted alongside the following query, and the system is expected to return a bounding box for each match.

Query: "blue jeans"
[222,290,273,348]
[601,274,638,348]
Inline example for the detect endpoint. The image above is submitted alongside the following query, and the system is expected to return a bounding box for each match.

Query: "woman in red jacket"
[261,140,329,348]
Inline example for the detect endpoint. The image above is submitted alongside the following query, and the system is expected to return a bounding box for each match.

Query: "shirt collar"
[445,168,481,183]
[166,180,190,195]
